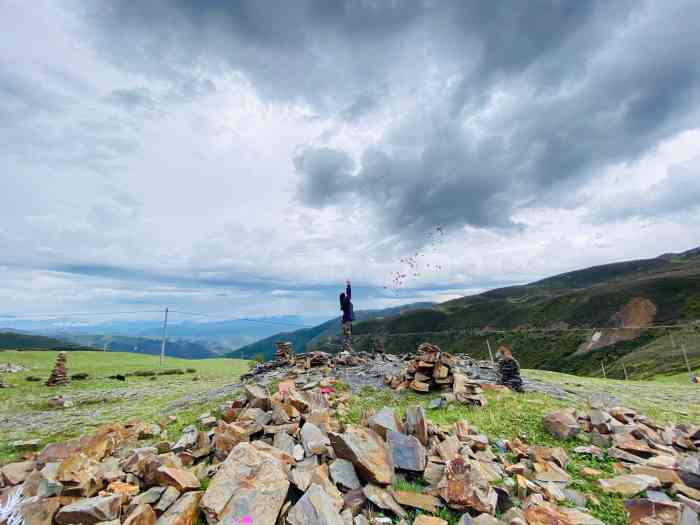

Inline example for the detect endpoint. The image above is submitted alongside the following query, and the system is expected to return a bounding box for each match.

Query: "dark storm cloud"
[104,87,157,111]
[81,0,700,235]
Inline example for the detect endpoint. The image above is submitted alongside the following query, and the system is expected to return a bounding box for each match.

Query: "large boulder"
[387,430,426,472]
[245,384,270,411]
[123,504,157,525]
[542,410,580,439]
[1,460,36,486]
[55,494,122,525]
[200,442,290,525]
[286,484,344,525]
[624,498,683,525]
[437,457,497,514]
[329,426,394,485]
[329,459,360,491]
[155,466,200,492]
[597,475,660,496]
[367,407,401,439]
[156,491,203,525]
[19,497,61,525]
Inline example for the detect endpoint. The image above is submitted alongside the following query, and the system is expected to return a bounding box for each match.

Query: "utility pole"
[160,307,169,367]
[486,339,494,365]
[681,342,692,376]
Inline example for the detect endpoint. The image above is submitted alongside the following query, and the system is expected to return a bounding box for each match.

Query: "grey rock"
[329,459,360,491]
[287,484,345,525]
[386,430,426,472]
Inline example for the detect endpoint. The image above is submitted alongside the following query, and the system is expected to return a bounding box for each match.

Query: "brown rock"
[597,474,661,496]
[154,487,180,514]
[329,426,394,485]
[310,464,344,511]
[390,490,443,513]
[55,494,121,525]
[437,457,497,514]
[155,491,202,525]
[437,436,461,462]
[245,384,270,410]
[413,516,448,525]
[19,497,61,525]
[156,466,200,492]
[367,408,401,439]
[200,442,290,524]
[56,453,104,496]
[362,484,407,518]
[542,410,580,439]
[301,422,329,456]
[423,461,445,486]
[1,460,36,486]
[286,483,345,525]
[123,504,157,525]
[405,406,429,446]
[581,467,603,478]
[625,498,683,525]
[106,481,140,503]
[122,448,162,486]
[631,465,683,486]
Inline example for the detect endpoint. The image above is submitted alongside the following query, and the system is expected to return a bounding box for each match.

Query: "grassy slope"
[0,350,249,463]
[0,331,91,351]
[341,369,700,525]
[1,349,697,524]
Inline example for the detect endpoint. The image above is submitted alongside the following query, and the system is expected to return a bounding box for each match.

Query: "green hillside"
[345,247,700,379]
[0,331,92,351]
[228,302,434,360]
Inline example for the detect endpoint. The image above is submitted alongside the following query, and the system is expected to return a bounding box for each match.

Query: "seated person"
[496,344,524,393]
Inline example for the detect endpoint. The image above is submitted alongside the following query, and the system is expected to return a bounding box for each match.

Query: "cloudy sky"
[2,0,700,322]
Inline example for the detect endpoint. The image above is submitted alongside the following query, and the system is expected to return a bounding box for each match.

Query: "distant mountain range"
[0,315,331,359]
[228,302,435,360]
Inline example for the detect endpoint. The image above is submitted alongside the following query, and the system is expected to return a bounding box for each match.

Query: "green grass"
[0,350,249,464]
[340,371,700,525]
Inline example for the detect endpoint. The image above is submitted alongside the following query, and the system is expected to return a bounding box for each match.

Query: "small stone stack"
[46,351,70,387]
[384,343,486,406]
[275,341,294,363]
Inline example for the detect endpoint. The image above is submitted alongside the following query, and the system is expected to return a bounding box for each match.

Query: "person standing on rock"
[496,344,524,392]
[340,279,354,352]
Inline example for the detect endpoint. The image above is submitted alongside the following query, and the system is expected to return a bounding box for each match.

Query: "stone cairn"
[384,342,486,406]
[45,351,70,387]
[275,341,295,363]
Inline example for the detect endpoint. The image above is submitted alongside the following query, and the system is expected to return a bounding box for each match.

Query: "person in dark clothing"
[339,279,354,352]
[496,344,524,392]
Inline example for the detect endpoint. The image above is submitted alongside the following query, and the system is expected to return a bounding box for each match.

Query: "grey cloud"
[81,0,700,237]
[105,87,157,111]
[590,158,700,222]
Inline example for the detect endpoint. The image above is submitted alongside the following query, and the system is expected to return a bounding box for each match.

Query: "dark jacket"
[497,356,523,392]
[340,284,354,322]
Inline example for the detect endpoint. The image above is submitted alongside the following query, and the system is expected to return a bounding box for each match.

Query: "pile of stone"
[241,348,380,382]
[1,380,616,525]
[275,342,295,363]
[542,404,700,524]
[384,343,486,406]
[45,352,70,387]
